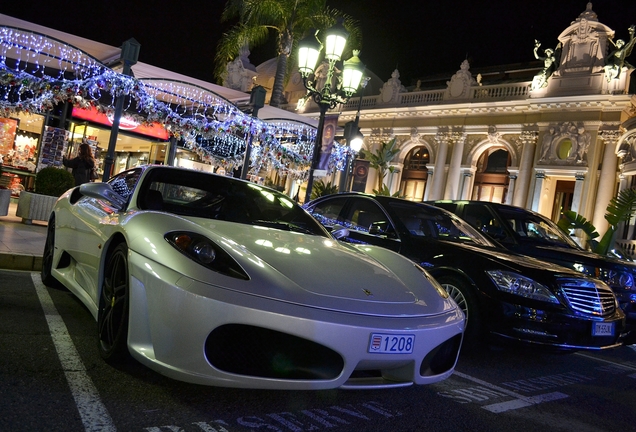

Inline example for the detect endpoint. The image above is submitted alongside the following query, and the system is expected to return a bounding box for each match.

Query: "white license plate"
[592,322,614,336]
[368,333,415,354]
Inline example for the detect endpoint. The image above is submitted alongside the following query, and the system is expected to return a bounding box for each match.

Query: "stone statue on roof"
[604,25,636,82]
[380,69,406,104]
[222,45,258,92]
[531,40,562,90]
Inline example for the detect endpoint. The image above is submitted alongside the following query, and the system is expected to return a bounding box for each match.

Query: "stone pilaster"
[514,131,538,207]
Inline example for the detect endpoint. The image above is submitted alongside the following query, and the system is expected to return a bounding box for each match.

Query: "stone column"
[531,171,545,212]
[459,171,474,200]
[618,172,629,193]
[285,175,298,199]
[571,172,586,214]
[430,133,449,200]
[444,133,466,200]
[505,173,518,205]
[388,162,403,195]
[593,131,621,235]
[513,131,538,207]
[423,168,434,201]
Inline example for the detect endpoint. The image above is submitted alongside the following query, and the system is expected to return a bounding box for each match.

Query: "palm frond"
[605,187,636,227]
[214,0,362,105]
[557,210,600,239]
[310,179,338,200]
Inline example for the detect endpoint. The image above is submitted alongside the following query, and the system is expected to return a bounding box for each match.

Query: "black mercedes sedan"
[305,193,627,351]
[429,199,636,344]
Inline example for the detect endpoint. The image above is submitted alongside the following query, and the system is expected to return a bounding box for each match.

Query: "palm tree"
[215,0,361,108]
[310,179,338,200]
[360,137,403,194]
[557,187,636,255]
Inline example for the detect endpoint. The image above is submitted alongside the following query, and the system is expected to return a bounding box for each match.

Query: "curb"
[0,253,43,271]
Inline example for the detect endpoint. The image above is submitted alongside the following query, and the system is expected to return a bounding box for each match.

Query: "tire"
[97,242,131,363]
[437,274,483,350]
[41,216,64,289]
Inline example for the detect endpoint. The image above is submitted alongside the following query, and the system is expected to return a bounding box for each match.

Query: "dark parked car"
[305,193,627,351]
[429,200,636,344]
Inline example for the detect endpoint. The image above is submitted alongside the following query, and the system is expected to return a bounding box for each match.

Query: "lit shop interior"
[0,110,201,196]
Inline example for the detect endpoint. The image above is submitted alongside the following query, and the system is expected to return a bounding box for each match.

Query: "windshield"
[389,202,496,247]
[135,168,328,237]
[498,207,581,248]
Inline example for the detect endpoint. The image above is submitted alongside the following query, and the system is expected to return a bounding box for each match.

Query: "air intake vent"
[559,278,616,317]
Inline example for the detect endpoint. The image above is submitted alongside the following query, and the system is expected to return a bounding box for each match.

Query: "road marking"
[575,352,636,371]
[32,274,116,432]
[453,371,568,413]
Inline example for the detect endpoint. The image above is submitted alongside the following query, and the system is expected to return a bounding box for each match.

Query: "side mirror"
[331,227,350,239]
[369,221,396,238]
[79,182,127,210]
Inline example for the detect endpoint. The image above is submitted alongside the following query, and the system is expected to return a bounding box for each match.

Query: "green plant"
[215,0,361,108]
[373,184,405,198]
[35,166,75,197]
[310,179,338,200]
[557,187,636,255]
[360,137,402,192]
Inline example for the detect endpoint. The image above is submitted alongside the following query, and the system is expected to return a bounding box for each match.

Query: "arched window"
[400,146,430,201]
[472,148,510,203]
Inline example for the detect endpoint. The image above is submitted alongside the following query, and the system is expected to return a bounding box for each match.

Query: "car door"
[307,196,401,252]
[461,203,515,244]
[337,197,402,253]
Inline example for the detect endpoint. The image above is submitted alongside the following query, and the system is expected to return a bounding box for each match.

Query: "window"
[307,197,348,228]
[400,146,430,201]
[344,199,390,233]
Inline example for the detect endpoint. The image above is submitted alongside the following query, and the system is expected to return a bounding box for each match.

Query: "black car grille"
[205,324,344,380]
[558,278,616,317]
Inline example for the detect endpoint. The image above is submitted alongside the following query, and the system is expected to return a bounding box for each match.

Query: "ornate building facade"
[259,3,635,240]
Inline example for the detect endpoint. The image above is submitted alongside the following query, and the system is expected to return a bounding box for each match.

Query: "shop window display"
[1,116,42,196]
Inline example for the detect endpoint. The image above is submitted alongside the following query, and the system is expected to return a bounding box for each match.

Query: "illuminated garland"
[0,26,354,176]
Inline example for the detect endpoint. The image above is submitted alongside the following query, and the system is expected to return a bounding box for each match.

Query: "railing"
[398,90,446,105]
[288,81,532,114]
[471,83,529,99]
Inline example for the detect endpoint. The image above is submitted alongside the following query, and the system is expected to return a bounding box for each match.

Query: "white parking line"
[32,274,116,432]
[453,371,568,413]
[574,352,636,371]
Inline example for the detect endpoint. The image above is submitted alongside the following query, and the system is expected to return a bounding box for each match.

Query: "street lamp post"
[240,85,266,180]
[339,121,364,192]
[102,38,140,182]
[339,77,369,192]
[297,19,365,203]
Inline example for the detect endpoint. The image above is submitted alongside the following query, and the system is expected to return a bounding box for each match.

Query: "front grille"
[559,278,616,317]
[205,324,344,380]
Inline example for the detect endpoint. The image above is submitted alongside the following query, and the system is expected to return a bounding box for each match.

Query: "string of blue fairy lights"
[0,26,357,179]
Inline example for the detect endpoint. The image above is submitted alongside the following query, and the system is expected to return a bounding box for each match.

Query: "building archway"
[471,147,511,202]
[399,145,431,201]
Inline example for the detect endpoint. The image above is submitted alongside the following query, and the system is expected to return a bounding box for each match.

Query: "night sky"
[2,1,636,86]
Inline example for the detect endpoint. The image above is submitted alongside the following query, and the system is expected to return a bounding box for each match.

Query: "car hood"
[516,244,636,272]
[420,239,585,277]
[136,217,456,318]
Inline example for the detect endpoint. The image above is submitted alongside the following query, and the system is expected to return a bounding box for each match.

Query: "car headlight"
[414,263,449,299]
[597,268,634,290]
[486,270,560,304]
[165,231,249,280]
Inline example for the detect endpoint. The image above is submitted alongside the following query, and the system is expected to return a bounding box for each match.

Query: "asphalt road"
[2,269,635,432]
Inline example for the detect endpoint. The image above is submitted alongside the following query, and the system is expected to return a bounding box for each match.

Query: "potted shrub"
[0,185,10,216]
[16,167,75,224]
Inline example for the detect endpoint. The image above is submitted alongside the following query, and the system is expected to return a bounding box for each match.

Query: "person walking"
[63,142,96,186]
